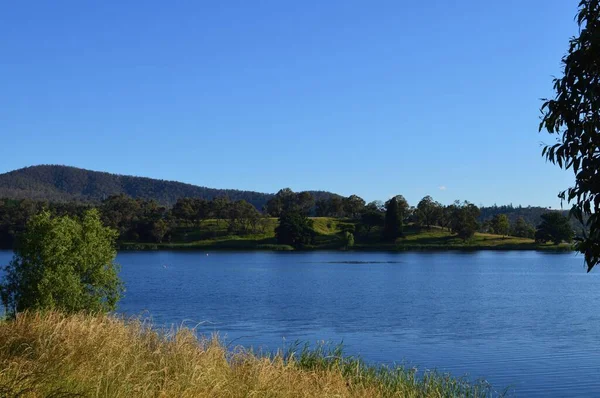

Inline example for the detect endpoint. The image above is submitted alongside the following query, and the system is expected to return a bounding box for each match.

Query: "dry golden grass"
[0,312,499,397]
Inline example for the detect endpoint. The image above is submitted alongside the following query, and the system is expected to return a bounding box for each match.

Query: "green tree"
[491,214,510,236]
[535,212,574,245]
[0,199,44,249]
[266,189,315,216]
[135,200,169,243]
[315,199,331,217]
[100,194,142,239]
[416,196,441,228]
[229,200,262,234]
[210,196,230,227]
[366,200,385,212]
[438,206,453,231]
[172,198,211,226]
[296,192,315,216]
[511,216,536,239]
[275,210,315,247]
[480,220,493,234]
[0,209,123,317]
[150,219,170,243]
[343,195,366,219]
[329,197,345,217]
[449,201,480,241]
[343,231,355,249]
[225,200,243,233]
[171,197,198,224]
[539,0,600,270]
[360,208,384,234]
[383,196,408,241]
[394,195,410,219]
[266,188,295,217]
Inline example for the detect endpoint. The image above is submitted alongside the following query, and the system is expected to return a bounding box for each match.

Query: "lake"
[0,250,598,396]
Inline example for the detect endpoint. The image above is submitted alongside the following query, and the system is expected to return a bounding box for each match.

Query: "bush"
[275,211,315,248]
[535,212,574,245]
[344,231,355,249]
[0,209,123,317]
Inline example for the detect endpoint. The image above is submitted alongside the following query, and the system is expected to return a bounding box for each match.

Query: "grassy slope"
[0,311,501,397]
[120,218,571,252]
[360,227,570,251]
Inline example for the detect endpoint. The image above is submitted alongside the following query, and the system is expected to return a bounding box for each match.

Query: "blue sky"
[0,1,580,207]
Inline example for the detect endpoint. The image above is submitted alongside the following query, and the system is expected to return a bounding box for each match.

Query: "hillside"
[479,204,557,225]
[0,165,333,208]
[0,165,579,232]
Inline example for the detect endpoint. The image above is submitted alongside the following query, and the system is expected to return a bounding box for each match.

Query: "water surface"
[0,250,597,396]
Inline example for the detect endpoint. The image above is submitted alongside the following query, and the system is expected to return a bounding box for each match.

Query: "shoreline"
[117,241,573,253]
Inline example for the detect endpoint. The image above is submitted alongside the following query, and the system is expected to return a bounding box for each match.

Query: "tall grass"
[0,312,506,397]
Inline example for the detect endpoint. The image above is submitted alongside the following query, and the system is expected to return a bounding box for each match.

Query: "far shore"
[118,240,573,253]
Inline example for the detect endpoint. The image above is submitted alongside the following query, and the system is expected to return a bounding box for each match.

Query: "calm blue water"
[0,250,598,397]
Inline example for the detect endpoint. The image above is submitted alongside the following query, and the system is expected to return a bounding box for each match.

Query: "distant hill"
[478,204,584,233]
[0,165,335,208]
[479,205,556,226]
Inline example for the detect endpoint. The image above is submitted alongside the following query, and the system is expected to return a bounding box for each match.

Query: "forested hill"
[0,165,333,208]
[479,205,568,227]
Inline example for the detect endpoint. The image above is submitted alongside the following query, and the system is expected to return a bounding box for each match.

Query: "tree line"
[0,189,576,249]
[266,191,574,248]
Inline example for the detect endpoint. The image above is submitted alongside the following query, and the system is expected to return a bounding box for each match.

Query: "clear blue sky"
[0,1,580,207]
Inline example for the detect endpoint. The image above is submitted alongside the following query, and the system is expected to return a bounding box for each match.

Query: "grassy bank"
[120,218,571,252]
[0,312,502,397]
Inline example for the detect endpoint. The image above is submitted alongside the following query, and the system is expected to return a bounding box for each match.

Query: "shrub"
[0,209,123,317]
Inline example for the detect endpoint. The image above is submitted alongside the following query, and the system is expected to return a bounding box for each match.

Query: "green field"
[120,218,571,252]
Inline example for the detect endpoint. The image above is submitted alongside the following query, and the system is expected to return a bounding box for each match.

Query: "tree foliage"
[100,195,173,243]
[0,209,123,317]
[448,201,480,241]
[478,204,572,229]
[490,214,510,236]
[511,216,536,239]
[343,231,355,248]
[225,200,265,234]
[266,189,315,217]
[383,196,408,241]
[343,195,366,219]
[315,195,369,218]
[539,0,600,270]
[0,193,583,251]
[416,196,442,228]
[360,204,384,234]
[535,212,574,245]
[275,211,315,247]
[172,198,211,225]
